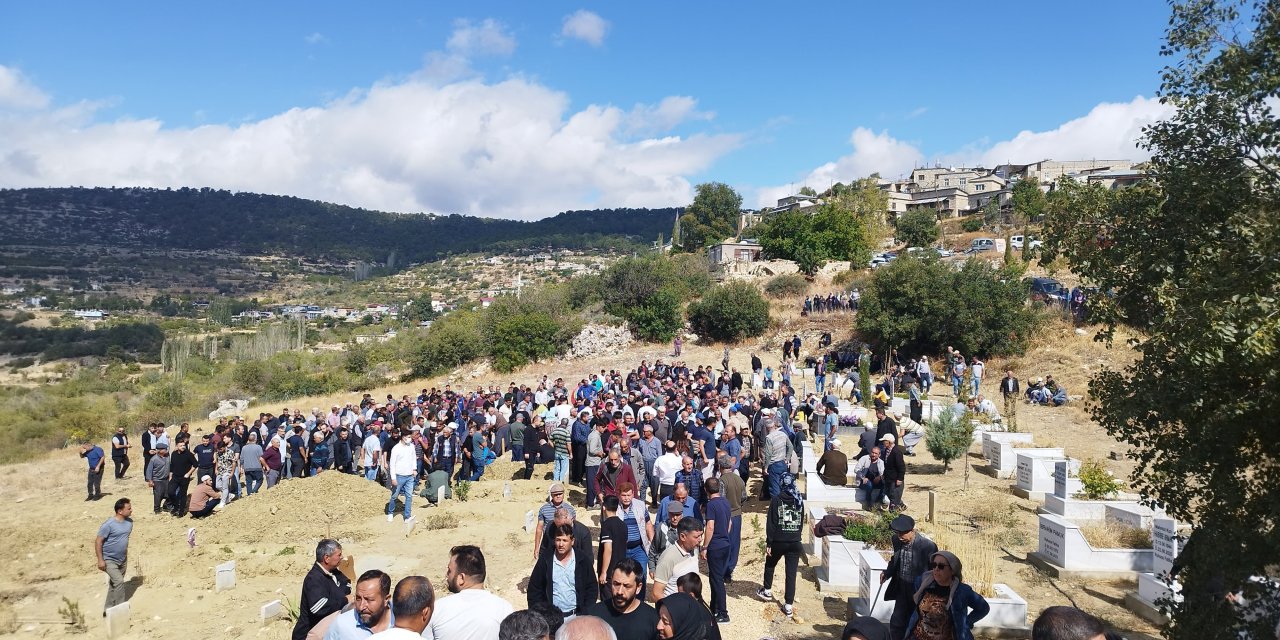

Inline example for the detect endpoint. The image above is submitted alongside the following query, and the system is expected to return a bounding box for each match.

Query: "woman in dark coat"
[906,550,990,640]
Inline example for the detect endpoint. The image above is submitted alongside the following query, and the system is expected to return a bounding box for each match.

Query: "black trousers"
[151,479,169,513]
[113,456,130,479]
[571,442,586,483]
[87,469,104,498]
[764,540,804,605]
[171,477,191,515]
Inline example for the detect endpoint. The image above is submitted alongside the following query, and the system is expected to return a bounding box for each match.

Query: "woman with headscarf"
[906,550,990,640]
[756,471,806,619]
[656,588,719,640]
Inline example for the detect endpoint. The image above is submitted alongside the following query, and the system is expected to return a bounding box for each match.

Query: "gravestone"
[1152,518,1179,576]
[215,560,236,592]
[851,549,894,620]
[259,600,285,623]
[801,441,818,474]
[1014,456,1081,500]
[338,555,355,581]
[1128,518,1183,624]
[503,482,512,499]
[1053,461,1069,499]
[1032,513,1153,578]
[1106,504,1156,531]
[523,509,537,533]
[105,602,130,639]
[1037,514,1071,567]
[437,486,447,503]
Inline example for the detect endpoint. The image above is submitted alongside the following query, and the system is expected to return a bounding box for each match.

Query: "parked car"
[1028,277,1068,305]
[1011,235,1043,250]
[965,238,997,253]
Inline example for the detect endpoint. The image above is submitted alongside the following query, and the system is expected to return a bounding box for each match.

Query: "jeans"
[217,473,235,503]
[103,559,128,612]
[626,545,649,599]
[727,514,742,576]
[706,545,730,616]
[554,453,570,481]
[585,466,601,507]
[861,478,884,507]
[387,474,417,519]
[766,461,786,499]
[763,540,803,605]
[87,469,103,498]
[816,375,825,394]
[972,378,981,397]
[469,464,485,482]
[511,445,525,463]
[952,375,963,397]
[244,470,264,495]
[191,499,220,519]
[364,466,379,482]
[113,457,130,479]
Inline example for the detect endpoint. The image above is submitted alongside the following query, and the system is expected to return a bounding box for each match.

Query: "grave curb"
[1123,592,1171,626]
[1027,551,1143,581]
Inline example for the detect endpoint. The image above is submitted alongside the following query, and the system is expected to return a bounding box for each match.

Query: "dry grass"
[1079,521,1153,549]
[922,524,998,597]
[423,512,460,530]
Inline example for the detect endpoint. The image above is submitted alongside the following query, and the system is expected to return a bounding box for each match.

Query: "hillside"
[0,187,676,263]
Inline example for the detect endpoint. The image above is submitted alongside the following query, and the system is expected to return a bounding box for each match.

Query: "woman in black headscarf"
[656,591,718,640]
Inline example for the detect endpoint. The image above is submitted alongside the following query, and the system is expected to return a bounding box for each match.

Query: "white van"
[968,238,996,252]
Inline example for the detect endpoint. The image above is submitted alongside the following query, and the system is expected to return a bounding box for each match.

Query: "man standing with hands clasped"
[80,441,106,501]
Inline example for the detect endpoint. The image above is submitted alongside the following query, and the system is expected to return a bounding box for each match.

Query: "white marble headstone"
[1053,461,1069,498]
[215,560,236,592]
[1152,518,1179,576]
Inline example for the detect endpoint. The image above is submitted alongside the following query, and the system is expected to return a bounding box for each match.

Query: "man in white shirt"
[422,545,513,640]
[386,433,418,523]
[651,516,704,601]
[361,424,382,482]
[652,441,683,502]
[368,576,433,639]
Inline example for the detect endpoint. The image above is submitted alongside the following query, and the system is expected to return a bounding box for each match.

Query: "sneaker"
[387,514,394,522]
[715,613,730,624]
[405,516,415,526]
[783,604,794,618]
[756,587,773,600]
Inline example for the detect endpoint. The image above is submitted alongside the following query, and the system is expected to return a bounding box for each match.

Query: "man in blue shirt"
[701,477,733,623]
[323,569,394,639]
[80,442,106,500]
[570,409,592,486]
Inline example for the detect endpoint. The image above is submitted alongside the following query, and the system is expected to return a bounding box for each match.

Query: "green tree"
[1040,3,1279,635]
[894,208,939,247]
[856,256,1036,357]
[798,186,817,196]
[757,203,873,276]
[626,287,684,342]
[859,346,872,409]
[676,182,742,251]
[686,281,770,343]
[924,407,973,472]
[1011,178,1046,262]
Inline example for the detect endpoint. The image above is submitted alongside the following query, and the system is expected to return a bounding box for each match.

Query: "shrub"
[406,310,485,379]
[145,381,186,409]
[765,273,809,297]
[686,281,770,343]
[626,287,684,342]
[961,217,984,232]
[925,407,974,471]
[842,511,895,547]
[1075,459,1123,500]
[488,311,566,372]
[895,208,940,247]
[856,256,1038,356]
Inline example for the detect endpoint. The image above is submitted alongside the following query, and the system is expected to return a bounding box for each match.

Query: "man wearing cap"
[188,474,222,518]
[532,484,576,559]
[880,434,907,510]
[145,442,171,513]
[815,439,849,486]
[882,514,937,640]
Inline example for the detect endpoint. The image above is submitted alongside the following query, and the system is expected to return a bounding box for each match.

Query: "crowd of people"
[88,346,1107,640]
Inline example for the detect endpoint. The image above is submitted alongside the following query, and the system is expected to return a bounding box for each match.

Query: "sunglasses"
[930,562,951,570]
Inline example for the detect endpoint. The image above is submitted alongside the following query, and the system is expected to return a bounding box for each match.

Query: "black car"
[1028,277,1068,305]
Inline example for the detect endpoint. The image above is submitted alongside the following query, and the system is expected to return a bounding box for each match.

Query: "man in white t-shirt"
[361,424,382,482]
[651,516,704,601]
[422,545,513,640]
[368,576,433,639]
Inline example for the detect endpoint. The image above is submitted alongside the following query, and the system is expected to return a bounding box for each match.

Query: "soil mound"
[199,472,392,544]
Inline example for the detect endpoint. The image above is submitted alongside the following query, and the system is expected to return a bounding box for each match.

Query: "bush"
[626,287,684,342]
[895,208,940,247]
[765,273,809,297]
[145,381,186,409]
[961,217,984,232]
[488,310,566,372]
[687,281,770,343]
[856,257,1038,356]
[925,407,974,471]
[406,310,485,379]
[1075,459,1123,500]
[842,511,896,547]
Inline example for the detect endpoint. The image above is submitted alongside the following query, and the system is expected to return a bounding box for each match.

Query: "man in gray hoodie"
[145,443,171,514]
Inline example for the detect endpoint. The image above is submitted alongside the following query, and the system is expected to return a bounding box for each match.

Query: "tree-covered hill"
[0,187,676,262]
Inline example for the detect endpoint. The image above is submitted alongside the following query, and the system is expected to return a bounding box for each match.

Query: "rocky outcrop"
[569,324,634,359]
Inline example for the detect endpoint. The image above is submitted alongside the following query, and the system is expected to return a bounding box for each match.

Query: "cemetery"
[1012,454,1082,501]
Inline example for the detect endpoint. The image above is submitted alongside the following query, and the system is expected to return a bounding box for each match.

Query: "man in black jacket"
[1001,369,1020,424]
[879,434,906,510]
[528,523,597,616]
[881,515,936,640]
[292,539,351,640]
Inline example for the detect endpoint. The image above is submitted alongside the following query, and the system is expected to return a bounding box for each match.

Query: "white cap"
[879,434,896,443]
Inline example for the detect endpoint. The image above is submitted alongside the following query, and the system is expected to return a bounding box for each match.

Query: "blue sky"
[0,2,1173,218]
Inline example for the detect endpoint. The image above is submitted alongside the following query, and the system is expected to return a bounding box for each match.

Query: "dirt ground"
[0,302,1160,640]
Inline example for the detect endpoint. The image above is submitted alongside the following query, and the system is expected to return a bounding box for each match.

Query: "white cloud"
[561,10,609,46]
[755,96,1173,207]
[304,32,328,45]
[446,18,516,57]
[626,96,713,135]
[0,65,50,110]
[906,107,928,119]
[755,128,923,207]
[0,65,740,220]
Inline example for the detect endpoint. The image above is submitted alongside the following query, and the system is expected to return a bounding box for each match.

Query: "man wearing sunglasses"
[881,514,937,640]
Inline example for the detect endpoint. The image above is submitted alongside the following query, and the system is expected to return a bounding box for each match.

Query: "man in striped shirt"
[550,419,572,482]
